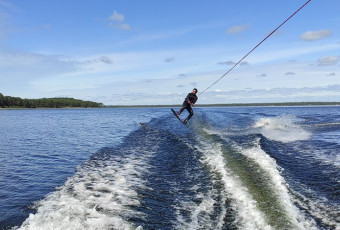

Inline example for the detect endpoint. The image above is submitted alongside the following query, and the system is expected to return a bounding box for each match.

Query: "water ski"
[171,108,187,126]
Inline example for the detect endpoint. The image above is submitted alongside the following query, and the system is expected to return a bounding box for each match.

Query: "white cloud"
[116,23,131,30]
[226,24,251,34]
[217,60,248,66]
[300,30,332,41]
[99,56,112,64]
[0,48,80,97]
[317,56,339,66]
[0,49,76,74]
[108,10,131,30]
[240,61,249,66]
[109,23,131,30]
[164,57,175,63]
[109,11,125,22]
[218,61,235,65]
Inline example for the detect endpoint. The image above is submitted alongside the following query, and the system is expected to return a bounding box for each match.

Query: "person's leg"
[184,106,193,123]
[177,101,188,115]
[177,106,185,115]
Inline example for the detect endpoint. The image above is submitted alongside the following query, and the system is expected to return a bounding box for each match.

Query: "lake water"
[0,107,339,229]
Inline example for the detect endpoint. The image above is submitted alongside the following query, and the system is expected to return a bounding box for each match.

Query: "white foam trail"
[199,143,272,230]
[235,139,318,230]
[173,139,225,229]
[17,150,152,230]
[254,116,311,143]
[174,189,218,230]
[289,188,340,229]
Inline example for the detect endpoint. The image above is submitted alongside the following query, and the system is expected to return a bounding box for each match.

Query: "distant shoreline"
[105,102,340,108]
[0,93,103,109]
[0,107,96,110]
[1,102,339,110]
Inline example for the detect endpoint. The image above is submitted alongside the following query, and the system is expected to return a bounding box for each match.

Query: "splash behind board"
[171,108,188,127]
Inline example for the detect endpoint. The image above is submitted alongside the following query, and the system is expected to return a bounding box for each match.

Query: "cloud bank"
[201,84,340,104]
[300,30,332,41]
[317,56,339,66]
[98,84,340,105]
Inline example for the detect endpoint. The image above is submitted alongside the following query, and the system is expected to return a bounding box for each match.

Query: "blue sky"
[0,0,339,105]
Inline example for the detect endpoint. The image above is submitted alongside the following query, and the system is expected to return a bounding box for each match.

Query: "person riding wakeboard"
[177,88,198,124]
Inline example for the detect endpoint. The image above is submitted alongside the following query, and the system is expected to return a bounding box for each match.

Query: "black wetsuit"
[178,93,198,122]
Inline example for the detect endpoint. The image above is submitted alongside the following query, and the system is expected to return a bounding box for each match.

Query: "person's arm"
[191,95,198,106]
[186,93,196,106]
[185,93,191,104]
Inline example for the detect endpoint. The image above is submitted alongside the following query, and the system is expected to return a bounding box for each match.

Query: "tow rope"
[199,0,311,96]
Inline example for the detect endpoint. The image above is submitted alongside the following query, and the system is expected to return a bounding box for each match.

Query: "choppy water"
[0,107,339,230]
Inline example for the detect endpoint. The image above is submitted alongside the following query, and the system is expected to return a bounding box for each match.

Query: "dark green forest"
[0,93,103,108]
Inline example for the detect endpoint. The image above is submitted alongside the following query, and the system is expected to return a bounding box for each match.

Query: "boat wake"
[16,113,339,230]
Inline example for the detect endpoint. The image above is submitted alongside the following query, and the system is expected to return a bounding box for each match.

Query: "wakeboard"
[171,108,187,126]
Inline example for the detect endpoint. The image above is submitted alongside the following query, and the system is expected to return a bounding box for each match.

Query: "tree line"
[0,93,103,108]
